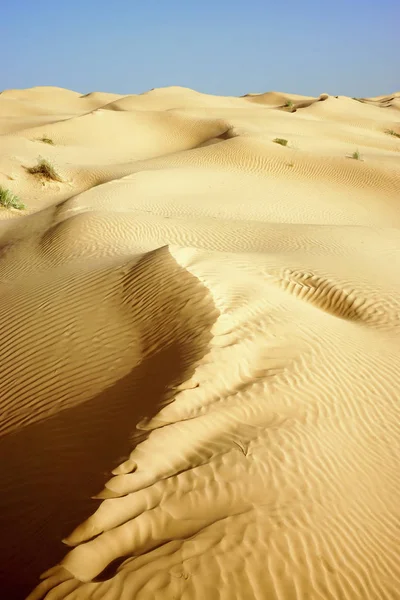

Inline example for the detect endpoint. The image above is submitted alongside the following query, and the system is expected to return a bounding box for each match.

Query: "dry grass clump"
[37,136,54,145]
[385,129,400,139]
[273,138,288,146]
[27,157,63,182]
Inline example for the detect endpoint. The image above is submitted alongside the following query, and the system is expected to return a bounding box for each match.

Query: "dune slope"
[0,86,399,600]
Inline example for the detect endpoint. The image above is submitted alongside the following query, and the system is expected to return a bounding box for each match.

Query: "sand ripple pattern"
[0,86,399,600]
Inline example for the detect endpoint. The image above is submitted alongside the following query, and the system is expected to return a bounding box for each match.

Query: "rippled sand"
[0,86,400,599]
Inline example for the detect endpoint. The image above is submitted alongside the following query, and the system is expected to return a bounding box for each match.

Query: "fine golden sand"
[0,86,400,600]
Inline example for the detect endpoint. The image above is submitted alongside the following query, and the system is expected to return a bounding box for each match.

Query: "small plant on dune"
[0,186,26,210]
[350,149,361,160]
[285,100,293,108]
[27,157,63,182]
[273,138,288,147]
[385,129,400,139]
[37,135,54,145]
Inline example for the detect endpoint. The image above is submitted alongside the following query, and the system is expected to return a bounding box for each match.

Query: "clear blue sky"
[1,0,398,97]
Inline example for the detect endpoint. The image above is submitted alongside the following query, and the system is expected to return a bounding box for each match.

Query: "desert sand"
[0,85,400,600]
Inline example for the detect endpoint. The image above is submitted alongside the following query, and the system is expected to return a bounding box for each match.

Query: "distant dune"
[0,85,399,600]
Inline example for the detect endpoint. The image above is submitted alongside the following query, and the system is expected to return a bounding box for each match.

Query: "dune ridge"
[0,85,399,600]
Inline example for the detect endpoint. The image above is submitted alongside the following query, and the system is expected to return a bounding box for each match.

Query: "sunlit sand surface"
[1,85,400,599]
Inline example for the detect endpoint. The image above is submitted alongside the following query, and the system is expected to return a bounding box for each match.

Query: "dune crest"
[0,85,399,600]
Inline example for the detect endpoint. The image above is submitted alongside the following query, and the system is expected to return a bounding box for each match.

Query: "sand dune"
[0,86,399,600]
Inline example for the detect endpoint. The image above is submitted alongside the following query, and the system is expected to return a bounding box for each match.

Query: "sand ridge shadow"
[0,247,218,600]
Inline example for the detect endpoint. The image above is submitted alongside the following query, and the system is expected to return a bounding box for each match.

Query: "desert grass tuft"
[37,135,54,145]
[273,138,288,147]
[385,129,400,139]
[349,149,362,160]
[27,157,63,182]
[0,186,26,210]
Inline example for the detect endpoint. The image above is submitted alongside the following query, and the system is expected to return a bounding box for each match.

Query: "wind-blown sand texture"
[1,86,400,600]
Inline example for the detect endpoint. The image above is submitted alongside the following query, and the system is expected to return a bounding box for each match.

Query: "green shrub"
[0,186,26,210]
